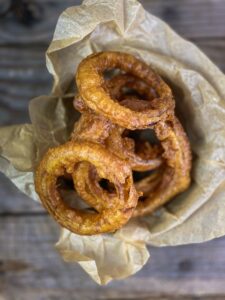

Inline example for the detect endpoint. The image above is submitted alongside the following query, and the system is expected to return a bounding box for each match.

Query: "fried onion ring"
[35,141,138,235]
[35,51,192,236]
[72,71,191,217]
[134,115,192,217]
[105,126,162,172]
[105,74,192,215]
[76,51,175,129]
[73,75,164,171]
[75,72,191,216]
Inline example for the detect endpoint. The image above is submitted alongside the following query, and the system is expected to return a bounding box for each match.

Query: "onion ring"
[35,51,192,236]
[76,51,175,129]
[106,74,158,102]
[133,115,192,217]
[73,75,164,171]
[35,141,138,235]
[105,126,162,172]
[105,74,192,215]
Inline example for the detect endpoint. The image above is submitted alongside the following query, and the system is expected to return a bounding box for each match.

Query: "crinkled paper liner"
[1,0,225,284]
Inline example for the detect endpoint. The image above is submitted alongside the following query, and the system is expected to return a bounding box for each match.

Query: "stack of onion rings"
[35,51,192,235]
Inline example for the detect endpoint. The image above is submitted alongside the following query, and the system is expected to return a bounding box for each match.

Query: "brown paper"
[1,0,225,284]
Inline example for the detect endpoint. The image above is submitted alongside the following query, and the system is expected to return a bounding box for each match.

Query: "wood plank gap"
[0,211,47,217]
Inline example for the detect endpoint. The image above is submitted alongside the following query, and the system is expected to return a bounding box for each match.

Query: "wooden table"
[1,1,225,299]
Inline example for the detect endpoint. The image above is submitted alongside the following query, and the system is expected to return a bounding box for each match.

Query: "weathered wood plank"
[0,174,44,213]
[1,215,225,299]
[141,0,225,39]
[0,0,224,46]
[0,45,51,125]
[0,0,78,45]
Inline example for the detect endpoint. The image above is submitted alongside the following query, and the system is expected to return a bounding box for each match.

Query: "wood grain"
[0,0,77,45]
[1,215,225,299]
[0,0,224,45]
[0,0,225,298]
[0,45,51,125]
[0,174,44,214]
[140,0,225,39]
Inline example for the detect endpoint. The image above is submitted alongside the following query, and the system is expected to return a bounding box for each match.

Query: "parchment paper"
[1,0,225,284]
